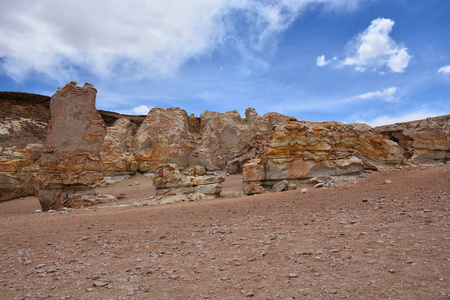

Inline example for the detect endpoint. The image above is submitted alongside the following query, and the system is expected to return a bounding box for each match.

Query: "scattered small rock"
[35,264,46,269]
[288,273,298,278]
[314,182,325,189]
[93,281,109,287]
[300,188,308,194]
[384,180,392,184]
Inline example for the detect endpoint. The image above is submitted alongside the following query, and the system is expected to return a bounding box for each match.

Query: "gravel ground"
[0,164,449,299]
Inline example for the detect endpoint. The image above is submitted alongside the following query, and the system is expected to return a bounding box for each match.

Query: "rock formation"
[375,115,450,163]
[36,82,107,211]
[101,118,137,175]
[243,119,404,194]
[0,144,42,202]
[153,164,224,203]
[132,107,288,173]
[195,108,288,173]
[132,108,198,172]
[0,89,449,203]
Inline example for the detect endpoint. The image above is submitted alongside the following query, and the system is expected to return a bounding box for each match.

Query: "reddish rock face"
[375,115,450,163]
[243,119,403,194]
[266,120,402,180]
[0,144,43,202]
[153,164,224,203]
[36,82,107,211]
[196,108,288,173]
[132,108,198,173]
[101,118,137,175]
[132,107,288,173]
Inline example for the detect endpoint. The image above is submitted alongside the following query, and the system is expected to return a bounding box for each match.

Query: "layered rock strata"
[0,144,42,202]
[36,82,107,211]
[375,115,450,162]
[153,164,224,203]
[243,119,403,194]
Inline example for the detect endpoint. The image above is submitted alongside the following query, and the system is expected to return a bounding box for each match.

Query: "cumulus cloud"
[0,0,363,82]
[316,55,330,67]
[351,86,399,102]
[343,18,411,73]
[366,111,441,127]
[438,65,450,74]
[132,105,151,115]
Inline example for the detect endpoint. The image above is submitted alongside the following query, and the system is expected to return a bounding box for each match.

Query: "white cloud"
[352,86,399,102]
[0,0,363,82]
[316,55,330,67]
[132,105,151,115]
[438,65,450,74]
[366,111,442,127]
[343,18,411,73]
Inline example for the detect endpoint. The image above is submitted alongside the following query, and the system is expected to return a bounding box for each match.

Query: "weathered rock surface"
[153,164,224,203]
[1,90,449,202]
[36,82,107,211]
[243,119,403,194]
[0,144,42,202]
[0,92,50,149]
[375,115,450,162]
[242,158,266,195]
[101,118,137,175]
[132,108,198,172]
[195,109,288,173]
[132,107,288,173]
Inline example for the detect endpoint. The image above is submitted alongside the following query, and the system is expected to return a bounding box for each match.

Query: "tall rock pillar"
[36,81,106,211]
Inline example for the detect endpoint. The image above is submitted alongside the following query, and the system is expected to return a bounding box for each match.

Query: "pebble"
[384,180,392,184]
[93,280,109,287]
[300,188,308,194]
[35,264,47,269]
[288,273,298,278]
[86,288,94,292]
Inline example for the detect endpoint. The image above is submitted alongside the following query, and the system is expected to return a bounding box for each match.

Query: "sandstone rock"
[196,108,288,173]
[272,180,289,192]
[100,118,137,175]
[153,164,223,202]
[242,159,266,195]
[243,182,266,195]
[36,81,107,211]
[265,120,403,185]
[0,144,42,202]
[132,107,198,172]
[376,115,450,163]
[308,176,334,184]
[194,165,206,176]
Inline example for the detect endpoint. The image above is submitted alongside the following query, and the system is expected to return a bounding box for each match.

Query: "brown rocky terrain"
[0,163,449,299]
[0,83,449,298]
[2,89,449,203]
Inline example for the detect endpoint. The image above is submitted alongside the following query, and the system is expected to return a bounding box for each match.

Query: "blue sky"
[0,0,449,126]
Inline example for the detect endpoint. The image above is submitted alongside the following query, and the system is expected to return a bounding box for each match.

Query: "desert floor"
[1,164,449,299]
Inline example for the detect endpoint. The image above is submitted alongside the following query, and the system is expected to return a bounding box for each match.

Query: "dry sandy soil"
[0,164,449,299]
